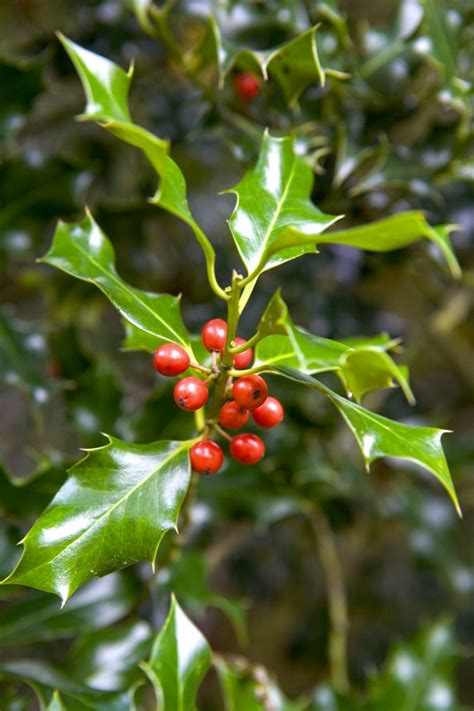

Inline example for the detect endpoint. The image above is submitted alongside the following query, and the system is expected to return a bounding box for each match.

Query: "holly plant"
[0,12,466,710]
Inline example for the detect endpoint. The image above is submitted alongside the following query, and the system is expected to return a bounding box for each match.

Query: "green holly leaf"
[59,35,221,298]
[67,621,152,692]
[271,368,460,515]
[41,211,194,356]
[255,292,413,403]
[57,33,133,124]
[144,596,212,711]
[318,214,461,278]
[0,574,137,644]
[227,134,459,279]
[338,349,414,404]
[368,621,461,710]
[226,132,342,276]
[2,437,192,602]
[46,691,66,711]
[255,289,288,338]
[192,19,327,105]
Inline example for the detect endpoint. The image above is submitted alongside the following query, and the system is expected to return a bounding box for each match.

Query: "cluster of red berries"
[153,318,284,476]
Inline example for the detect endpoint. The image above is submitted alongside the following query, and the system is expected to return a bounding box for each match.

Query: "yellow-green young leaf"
[41,211,193,355]
[226,132,342,276]
[58,35,220,296]
[319,214,461,278]
[2,438,192,602]
[255,292,413,403]
[339,349,414,405]
[47,691,66,711]
[145,596,212,711]
[271,368,460,516]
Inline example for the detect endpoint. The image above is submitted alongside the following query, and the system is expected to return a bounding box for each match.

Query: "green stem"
[208,272,243,419]
[307,505,349,694]
[228,330,262,354]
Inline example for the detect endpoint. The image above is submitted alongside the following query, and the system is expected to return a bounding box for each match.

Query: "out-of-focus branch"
[307,503,349,693]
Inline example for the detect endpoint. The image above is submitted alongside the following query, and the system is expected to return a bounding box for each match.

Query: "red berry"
[233,375,268,410]
[219,401,249,430]
[230,433,265,464]
[252,396,284,428]
[153,343,190,376]
[190,440,224,475]
[202,319,227,352]
[234,72,261,101]
[233,337,254,370]
[174,377,208,411]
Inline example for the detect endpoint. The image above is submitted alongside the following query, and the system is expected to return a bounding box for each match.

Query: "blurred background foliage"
[0,0,473,708]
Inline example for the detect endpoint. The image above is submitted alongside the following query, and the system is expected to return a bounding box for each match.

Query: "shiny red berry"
[252,396,284,428]
[234,72,261,101]
[153,343,190,376]
[233,337,254,370]
[174,377,208,411]
[202,319,227,352]
[230,433,265,464]
[190,440,224,475]
[233,375,268,410]
[219,401,249,430]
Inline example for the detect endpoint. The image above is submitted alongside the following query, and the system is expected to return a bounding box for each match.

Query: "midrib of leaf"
[13,442,189,579]
[250,152,297,272]
[60,237,187,348]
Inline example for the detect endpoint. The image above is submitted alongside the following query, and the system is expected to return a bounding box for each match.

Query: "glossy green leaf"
[339,349,414,404]
[67,621,152,692]
[255,292,413,403]
[2,437,192,602]
[319,214,461,278]
[0,574,137,644]
[368,621,461,710]
[57,33,132,124]
[59,35,220,297]
[271,368,460,515]
[145,596,212,711]
[41,212,193,355]
[226,132,342,275]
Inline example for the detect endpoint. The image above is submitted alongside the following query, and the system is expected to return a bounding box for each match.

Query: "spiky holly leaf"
[193,19,328,105]
[227,133,459,279]
[59,35,219,294]
[254,292,413,403]
[226,132,341,275]
[143,596,212,711]
[2,437,191,602]
[271,368,460,515]
[41,212,193,356]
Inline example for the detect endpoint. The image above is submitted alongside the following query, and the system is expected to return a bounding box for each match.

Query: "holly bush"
[0,0,473,709]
